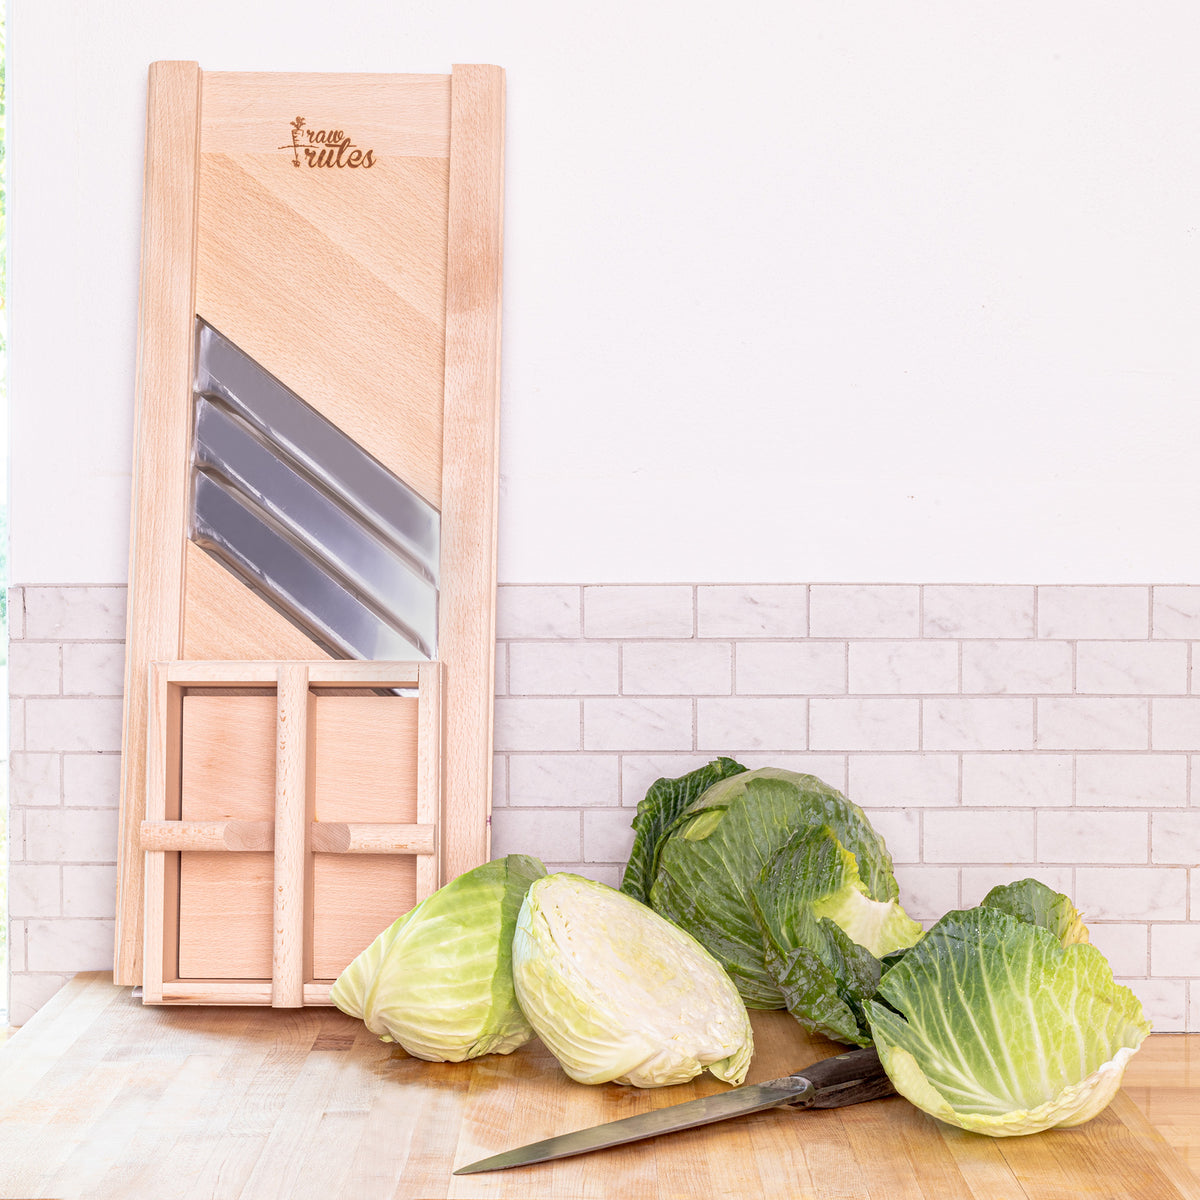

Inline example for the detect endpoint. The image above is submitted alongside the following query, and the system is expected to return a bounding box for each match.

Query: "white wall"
[10,1,1200,585]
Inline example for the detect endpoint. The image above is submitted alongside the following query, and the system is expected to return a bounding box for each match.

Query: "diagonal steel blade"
[190,317,439,659]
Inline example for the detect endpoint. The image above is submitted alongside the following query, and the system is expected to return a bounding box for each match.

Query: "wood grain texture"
[273,664,312,1007]
[115,61,203,986]
[439,64,506,882]
[2,977,1197,1200]
[181,542,335,663]
[417,660,444,899]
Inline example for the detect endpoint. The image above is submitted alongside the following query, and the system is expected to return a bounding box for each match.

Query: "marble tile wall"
[492,584,1200,1033]
[5,582,1199,1030]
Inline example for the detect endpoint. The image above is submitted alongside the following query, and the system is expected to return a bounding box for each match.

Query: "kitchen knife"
[453,1046,895,1175]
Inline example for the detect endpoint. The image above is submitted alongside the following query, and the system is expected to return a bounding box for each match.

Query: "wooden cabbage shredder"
[113,63,505,1005]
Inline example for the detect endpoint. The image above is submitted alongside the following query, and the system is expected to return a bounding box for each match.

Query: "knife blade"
[453,1046,895,1175]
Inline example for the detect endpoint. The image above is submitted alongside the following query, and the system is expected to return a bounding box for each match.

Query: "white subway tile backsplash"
[490,809,581,862]
[24,809,118,865]
[736,641,845,696]
[1036,810,1149,865]
[892,865,960,923]
[1075,641,1188,696]
[582,809,637,862]
[1152,586,1200,638]
[1150,924,1200,978]
[1086,923,1149,978]
[847,754,959,809]
[508,754,620,808]
[1151,698,1200,751]
[62,754,122,808]
[9,921,26,972]
[696,585,807,638]
[583,586,692,638]
[8,586,25,640]
[496,586,580,638]
[583,697,693,751]
[1037,586,1150,639]
[61,642,126,696]
[508,641,618,696]
[922,585,1035,639]
[961,754,1073,808]
[923,698,1033,751]
[960,641,1073,695]
[809,585,920,638]
[697,698,808,752]
[62,865,118,919]
[623,641,732,696]
[1075,754,1187,808]
[15,577,1200,1029]
[25,697,124,754]
[9,642,61,696]
[22,587,127,641]
[809,698,920,751]
[493,698,581,752]
[861,808,920,864]
[8,864,61,918]
[1037,698,1149,751]
[959,865,1075,907]
[848,641,958,695]
[24,919,116,973]
[10,752,62,808]
[1075,867,1188,921]
[924,810,1036,865]
[1120,978,1187,1030]
[619,754,721,807]
[1150,811,1200,865]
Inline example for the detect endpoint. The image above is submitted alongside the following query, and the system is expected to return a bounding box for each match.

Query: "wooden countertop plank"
[2,975,1200,1200]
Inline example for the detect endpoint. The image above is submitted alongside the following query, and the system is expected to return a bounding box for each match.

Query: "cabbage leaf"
[865,905,1150,1136]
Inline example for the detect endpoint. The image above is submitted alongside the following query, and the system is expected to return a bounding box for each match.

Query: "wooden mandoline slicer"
[114,62,505,998]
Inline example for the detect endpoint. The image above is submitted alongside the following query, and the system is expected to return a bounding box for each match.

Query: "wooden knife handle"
[787,1046,897,1109]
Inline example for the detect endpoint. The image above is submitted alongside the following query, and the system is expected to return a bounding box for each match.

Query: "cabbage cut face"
[512,873,753,1088]
[330,854,546,1061]
[865,906,1151,1136]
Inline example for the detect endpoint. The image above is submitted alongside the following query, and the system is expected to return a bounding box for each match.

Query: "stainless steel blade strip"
[192,473,428,661]
[453,1077,813,1175]
[190,318,439,659]
[193,397,437,656]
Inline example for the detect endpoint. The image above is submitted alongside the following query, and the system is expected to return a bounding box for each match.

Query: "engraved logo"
[280,117,377,169]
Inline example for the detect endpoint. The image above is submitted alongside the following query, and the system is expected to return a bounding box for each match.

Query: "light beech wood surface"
[0,974,1195,1200]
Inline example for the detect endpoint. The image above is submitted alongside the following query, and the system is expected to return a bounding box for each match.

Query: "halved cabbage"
[865,905,1150,1136]
[512,873,753,1088]
[330,854,546,1061]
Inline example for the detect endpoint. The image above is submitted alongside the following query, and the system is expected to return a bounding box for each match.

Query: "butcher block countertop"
[0,974,1197,1200]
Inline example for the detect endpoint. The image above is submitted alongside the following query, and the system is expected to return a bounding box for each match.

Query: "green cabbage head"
[330,854,546,1061]
[865,904,1151,1136]
[512,873,754,1088]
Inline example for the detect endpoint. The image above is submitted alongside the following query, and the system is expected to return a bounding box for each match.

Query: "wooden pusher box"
[141,660,442,1006]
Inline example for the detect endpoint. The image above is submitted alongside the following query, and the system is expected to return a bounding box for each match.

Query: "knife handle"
[785,1046,896,1110]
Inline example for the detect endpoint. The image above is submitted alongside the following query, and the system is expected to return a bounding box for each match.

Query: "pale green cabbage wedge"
[330,854,546,1061]
[865,906,1150,1136]
[512,873,754,1088]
